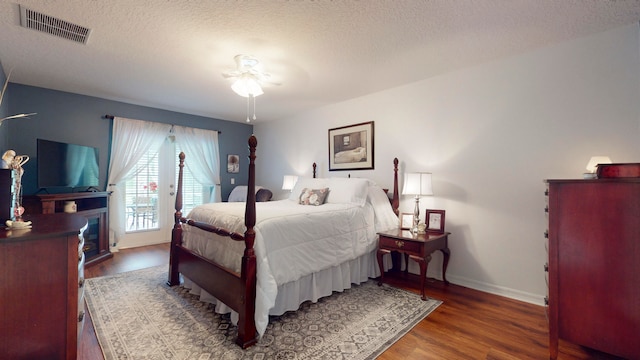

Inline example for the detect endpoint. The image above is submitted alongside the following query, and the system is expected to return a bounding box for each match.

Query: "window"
[125,149,159,231]
[176,144,207,216]
[124,141,209,233]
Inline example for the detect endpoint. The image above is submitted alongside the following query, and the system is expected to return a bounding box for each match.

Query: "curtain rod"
[103,114,221,134]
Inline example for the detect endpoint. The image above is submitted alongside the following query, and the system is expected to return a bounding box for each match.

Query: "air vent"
[19,5,91,44]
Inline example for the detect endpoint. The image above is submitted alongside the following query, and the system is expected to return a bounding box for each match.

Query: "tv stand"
[23,192,112,266]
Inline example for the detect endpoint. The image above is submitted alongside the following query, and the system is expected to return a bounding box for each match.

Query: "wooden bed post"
[237,135,258,348]
[167,152,185,286]
[392,158,400,215]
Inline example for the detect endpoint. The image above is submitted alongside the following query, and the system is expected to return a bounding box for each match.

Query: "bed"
[167,135,400,348]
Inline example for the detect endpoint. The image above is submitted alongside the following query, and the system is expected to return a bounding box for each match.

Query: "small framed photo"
[425,209,445,234]
[227,154,239,173]
[400,213,413,230]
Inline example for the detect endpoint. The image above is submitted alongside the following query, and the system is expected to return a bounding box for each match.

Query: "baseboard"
[404,260,545,306]
[446,274,545,306]
[117,238,170,250]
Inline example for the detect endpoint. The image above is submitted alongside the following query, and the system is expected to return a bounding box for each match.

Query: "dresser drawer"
[379,235,423,254]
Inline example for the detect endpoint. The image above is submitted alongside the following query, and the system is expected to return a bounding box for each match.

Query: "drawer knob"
[395,240,404,248]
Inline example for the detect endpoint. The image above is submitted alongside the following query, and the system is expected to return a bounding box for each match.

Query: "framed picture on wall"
[227,154,239,173]
[328,121,374,171]
[425,209,446,234]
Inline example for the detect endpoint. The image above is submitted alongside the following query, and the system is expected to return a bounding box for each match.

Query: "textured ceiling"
[0,0,639,123]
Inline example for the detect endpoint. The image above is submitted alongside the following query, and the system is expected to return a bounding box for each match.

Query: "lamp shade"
[402,172,433,196]
[585,156,612,173]
[231,75,264,98]
[282,175,298,191]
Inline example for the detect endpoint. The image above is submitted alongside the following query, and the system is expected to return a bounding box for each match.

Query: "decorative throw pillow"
[299,188,329,206]
[256,188,273,202]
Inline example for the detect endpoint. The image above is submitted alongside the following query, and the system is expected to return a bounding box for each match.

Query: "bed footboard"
[168,136,258,348]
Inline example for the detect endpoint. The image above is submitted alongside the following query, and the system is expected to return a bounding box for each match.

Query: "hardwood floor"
[80,243,623,360]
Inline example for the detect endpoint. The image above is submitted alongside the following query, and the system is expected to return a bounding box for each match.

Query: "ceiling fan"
[222,55,278,97]
[222,55,278,122]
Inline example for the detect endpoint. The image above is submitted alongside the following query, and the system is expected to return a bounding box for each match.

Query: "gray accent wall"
[4,83,252,200]
[0,64,8,150]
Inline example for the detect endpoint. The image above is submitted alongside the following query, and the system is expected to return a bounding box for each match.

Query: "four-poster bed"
[167,135,400,348]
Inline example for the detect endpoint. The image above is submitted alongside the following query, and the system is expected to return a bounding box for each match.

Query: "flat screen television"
[37,138,100,190]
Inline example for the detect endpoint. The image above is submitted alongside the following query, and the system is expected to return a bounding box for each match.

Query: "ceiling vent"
[19,5,91,44]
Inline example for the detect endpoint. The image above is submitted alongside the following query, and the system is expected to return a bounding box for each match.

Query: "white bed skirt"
[181,249,392,335]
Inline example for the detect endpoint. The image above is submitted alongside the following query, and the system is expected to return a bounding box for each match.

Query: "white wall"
[254,24,640,305]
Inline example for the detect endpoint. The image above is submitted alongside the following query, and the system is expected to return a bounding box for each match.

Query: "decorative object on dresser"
[0,169,11,221]
[328,121,374,171]
[0,213,87,360]
[2,149,30,222]
[22,191,112,266]
[86,265,441,360]
[545,178,639,360]
[377,229,450,301]
[402,172,433,234]
[595,162,640,179]
[582,156,611,179]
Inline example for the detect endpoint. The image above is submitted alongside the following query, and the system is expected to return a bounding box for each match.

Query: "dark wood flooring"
[80,243,623,360]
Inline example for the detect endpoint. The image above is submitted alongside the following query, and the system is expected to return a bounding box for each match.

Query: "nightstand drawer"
[379,236,422,254]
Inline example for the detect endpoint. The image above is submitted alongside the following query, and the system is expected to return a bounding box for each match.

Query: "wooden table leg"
[410,254,427,300]
[441,248,450,284]
[377,249,390,286]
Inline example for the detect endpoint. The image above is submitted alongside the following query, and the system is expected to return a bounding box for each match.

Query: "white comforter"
[181,183,398,336]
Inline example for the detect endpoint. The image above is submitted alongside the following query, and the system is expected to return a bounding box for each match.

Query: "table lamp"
[402,172,433,233]
[282,175,298,192]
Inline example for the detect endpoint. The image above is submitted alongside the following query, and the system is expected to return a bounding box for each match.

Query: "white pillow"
[325,177,369,205]
[228,185,263,202]
[288,178,329,201]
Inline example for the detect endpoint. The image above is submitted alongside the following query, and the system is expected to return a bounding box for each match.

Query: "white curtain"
[172,125,221,203]
[107,117,171,248]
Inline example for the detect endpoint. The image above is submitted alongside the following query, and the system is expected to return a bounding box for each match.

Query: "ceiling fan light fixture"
[231,76,264,97]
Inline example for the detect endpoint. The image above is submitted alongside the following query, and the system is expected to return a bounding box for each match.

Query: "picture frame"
[328,121,374,171]
[400,213,413,230]
[425,209,446,234]
[227,154,239,173]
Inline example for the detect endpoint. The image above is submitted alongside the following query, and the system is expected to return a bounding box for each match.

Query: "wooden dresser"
[0,213,88,360]
[545,178,639,359]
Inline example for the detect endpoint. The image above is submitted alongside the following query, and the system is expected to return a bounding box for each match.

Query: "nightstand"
[376,229,450,300]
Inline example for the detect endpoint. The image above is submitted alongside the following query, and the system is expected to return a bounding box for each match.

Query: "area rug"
[85,266,441,360]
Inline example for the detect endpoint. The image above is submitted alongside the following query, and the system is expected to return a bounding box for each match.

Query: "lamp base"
[583,172,597,179]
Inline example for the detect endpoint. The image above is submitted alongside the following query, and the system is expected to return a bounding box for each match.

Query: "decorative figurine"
[3,149,30,225]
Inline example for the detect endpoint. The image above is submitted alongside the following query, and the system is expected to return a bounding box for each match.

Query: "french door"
[120,137,206,248]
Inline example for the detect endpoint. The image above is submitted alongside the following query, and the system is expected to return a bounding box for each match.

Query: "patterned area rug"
[85,266,441,360]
